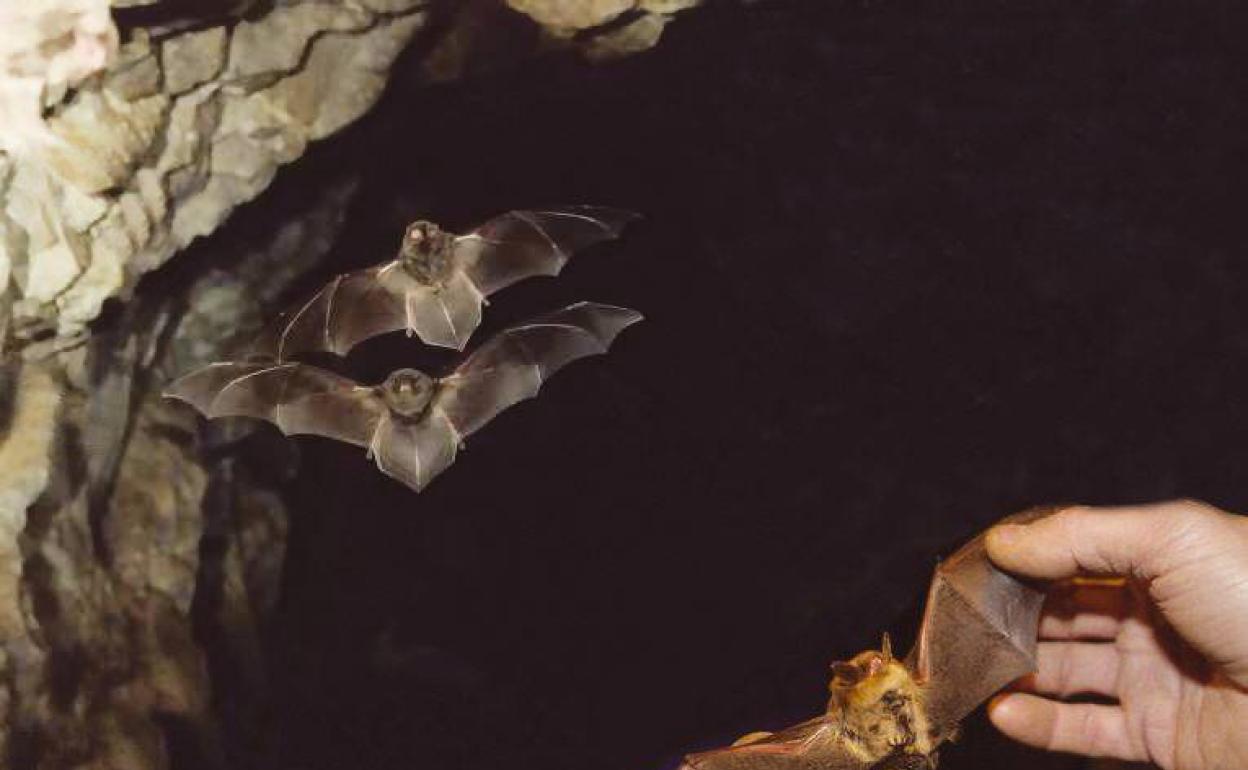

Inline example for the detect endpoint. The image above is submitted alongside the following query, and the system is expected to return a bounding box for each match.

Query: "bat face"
[398,220,456,285]
[828,634,896,699]
[379,368,437,419]
[829,651,889,693]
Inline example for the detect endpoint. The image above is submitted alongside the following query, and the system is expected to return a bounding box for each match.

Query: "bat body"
[681,508,1054,770]
[164,302,642,492]
[249,206,640,357]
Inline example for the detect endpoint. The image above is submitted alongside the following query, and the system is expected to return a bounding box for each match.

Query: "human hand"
[984,500,1248,770]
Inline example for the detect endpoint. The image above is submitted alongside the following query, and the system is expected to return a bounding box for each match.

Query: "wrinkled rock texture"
[506,0,699,44]
[1,0,424,346]
[0,170,355,768]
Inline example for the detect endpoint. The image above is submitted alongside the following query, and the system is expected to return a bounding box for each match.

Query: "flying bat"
[164,302,642,492]
[248,206,640,357]
[680,507,1055,770]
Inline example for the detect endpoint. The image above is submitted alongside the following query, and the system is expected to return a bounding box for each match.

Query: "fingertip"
[986,692,1054,746]
[989,693,1142,761]
[987,505,1091,579]
[987,693,1028,739]
[986,523,1021,552]
[986,523,1033,572]
[986,692,1015,721]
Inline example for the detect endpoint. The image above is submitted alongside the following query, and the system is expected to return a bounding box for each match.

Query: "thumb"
[985,500,1226,581]
[987,499,1248,689]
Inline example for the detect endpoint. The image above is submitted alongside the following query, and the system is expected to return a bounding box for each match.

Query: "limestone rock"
[0,166,355,769]
[160,27,227,95]
[0,0,119,164]
[640,0,702,13]
[353,0,428,12]
[506,0,636,32]
[46,91,171,195]
[104,33,162,100]
[1,0,428,348]
[503,0,700,60]
[263,12,427,140]
[106,396,208,612]
[0,364,61,642]
[225,3,375,90]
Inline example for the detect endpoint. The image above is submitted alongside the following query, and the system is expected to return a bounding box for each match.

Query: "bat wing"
[245,285,334,361]
[905,506,1056,734]
[249,263,486,356]
[434,301,642,439]
[401,270,484,351]
[163,361,385,448]
[369,409,461,492]
[455,206,640,296]
[682,717,868,770]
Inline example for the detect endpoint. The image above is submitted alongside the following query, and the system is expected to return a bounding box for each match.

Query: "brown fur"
[827,637,934,765]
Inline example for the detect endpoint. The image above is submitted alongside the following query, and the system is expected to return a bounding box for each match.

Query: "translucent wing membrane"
[167,301,641,494]
[437,301,642,438]
[324,268,411,355]
[682,718,852,770]
[371,410,460,492]
[249,268,406,359]
[459,206,640,295]
[247,206,637,357]
[907,506,1050,731]
[163,362,384,448]
[402,271,484,350]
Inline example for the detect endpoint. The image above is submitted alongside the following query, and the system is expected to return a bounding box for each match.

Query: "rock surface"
[0,169,356,768]
[504,0,700,59]
[0,0,425,346]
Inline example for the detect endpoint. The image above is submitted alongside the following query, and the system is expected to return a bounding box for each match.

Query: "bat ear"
[881,632,893,662]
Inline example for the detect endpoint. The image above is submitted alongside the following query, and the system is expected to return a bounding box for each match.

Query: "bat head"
[399,220,455,283]
[828,633,920,711]
[829,634,891,687]
[825,633,935,761]
[380,368,437,419]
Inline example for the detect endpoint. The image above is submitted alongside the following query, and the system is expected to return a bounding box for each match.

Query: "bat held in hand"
[679,507,1055,770]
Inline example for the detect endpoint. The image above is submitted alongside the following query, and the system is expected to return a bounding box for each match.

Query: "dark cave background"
[208,2,1248,769]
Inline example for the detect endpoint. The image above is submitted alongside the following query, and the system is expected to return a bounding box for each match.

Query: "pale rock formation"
[0,0,426,348]
[505,0,701,58]
[0,170,356,767]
